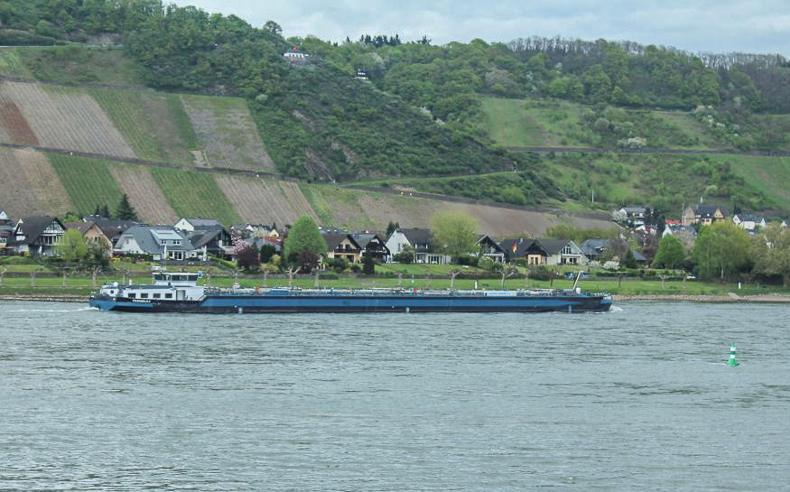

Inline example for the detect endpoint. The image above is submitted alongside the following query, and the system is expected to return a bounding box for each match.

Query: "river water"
[1,301,789,491]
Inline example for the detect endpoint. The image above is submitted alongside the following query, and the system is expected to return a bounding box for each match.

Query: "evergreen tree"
[116,193,139,221]
[100,204,111,219]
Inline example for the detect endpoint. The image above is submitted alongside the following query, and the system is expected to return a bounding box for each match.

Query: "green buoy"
[726,343,739,367]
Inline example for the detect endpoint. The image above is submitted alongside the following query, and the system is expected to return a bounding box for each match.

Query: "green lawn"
[48,154,124,216]
[150,167,241,226]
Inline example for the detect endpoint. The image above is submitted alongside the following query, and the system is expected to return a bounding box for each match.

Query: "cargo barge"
[89,272,612,314]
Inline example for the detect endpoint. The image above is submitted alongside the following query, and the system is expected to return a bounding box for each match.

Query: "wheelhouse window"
[140,293,148,299]
[128,293,136,298]
[153,293,161,299]
[164,293,173,299]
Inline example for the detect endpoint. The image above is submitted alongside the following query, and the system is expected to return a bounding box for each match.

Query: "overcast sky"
[172,0,790,56]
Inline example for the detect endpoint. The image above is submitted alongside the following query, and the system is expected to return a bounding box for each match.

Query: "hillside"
[1,0,789,226]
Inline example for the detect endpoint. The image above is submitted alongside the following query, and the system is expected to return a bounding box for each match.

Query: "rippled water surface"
[1,301,790,491]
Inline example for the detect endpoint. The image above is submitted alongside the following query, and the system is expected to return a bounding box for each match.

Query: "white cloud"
[170,0,790,56]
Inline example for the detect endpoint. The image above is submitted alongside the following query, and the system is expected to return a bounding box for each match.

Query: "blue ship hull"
[89,292,612,314]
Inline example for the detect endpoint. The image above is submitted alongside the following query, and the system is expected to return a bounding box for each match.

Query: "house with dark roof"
[385,228,451,264]
[322,232,362,263]
[682,204,727,226]
[114,226,204,261]
[476,235,505,262]
[732,213,766,232]
[613,206,648,226]
[66,219,139,256]
[174,218,223,232]
[498,238,549,265]
[537,239,587,266]
[174,218,232,258]
[0,210,12,253]
[10,216,66,257]
[351,233,390,262]
[580,239,647,264]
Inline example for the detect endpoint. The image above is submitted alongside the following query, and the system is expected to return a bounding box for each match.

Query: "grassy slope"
[721,154,790,212]
[13,46,145,86]
[150,167,241,226]
[48,153,125,215]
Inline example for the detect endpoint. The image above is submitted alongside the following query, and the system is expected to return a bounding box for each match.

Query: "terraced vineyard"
[48,153,125,216]
[0,148,73,218]
[0,81,135,157]
[91,89,194,165]
[109,165,178,225]
[150,167,241,226]
[215,175,317,225]
[181,95,274,172]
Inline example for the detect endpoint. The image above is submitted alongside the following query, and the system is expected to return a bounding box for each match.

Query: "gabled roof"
[351,233,387,249]
[399,228,432,246]
[65,222,95,235]
[499,238,548,258]
[734,213,764,222]
[0,210,8,221]
[580,239,612,256]
[188,229,224,249]
[94,219,138,239]
[322,232,361,251]
[693,204,727,217]
[620,206,647,214]
[14,216,65,245]
[118,226,195,255]
[536,238,574,255]
[477,234,504,253]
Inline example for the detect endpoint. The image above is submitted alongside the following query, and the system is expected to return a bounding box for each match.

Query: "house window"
[562,246,572,255]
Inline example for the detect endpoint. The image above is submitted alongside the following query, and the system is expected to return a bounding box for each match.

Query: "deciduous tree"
[430,211,478,260]
[692,222,751,280]
[751,224,790,286]
[284,216,327,260]
[653,234,685,269]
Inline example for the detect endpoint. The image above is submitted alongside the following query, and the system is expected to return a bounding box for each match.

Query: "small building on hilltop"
[283,47,310,66]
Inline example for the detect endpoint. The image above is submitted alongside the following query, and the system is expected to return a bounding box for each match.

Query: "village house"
[732,213,766,232]
[65,218,138,254]
[175,218,233,259]
[231,223,279,239]
[351,233,390,262]
[537,239,588,266]
[682,204,727,226]
[476,235,505,263]
[612,206,648,227]
[580,238,647,264]
[114,226,205,261]
[0,210,12,253]
[322,232,362,263]
[498,238,549,265]
[662,224,698,239]
[385,228,450,264]
[10,216,66,257]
